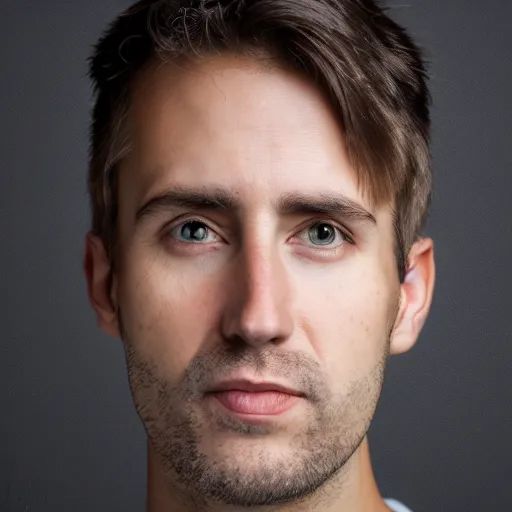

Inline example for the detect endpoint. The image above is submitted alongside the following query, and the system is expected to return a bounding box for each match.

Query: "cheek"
[297,265,393,378]
[117,253,221,372]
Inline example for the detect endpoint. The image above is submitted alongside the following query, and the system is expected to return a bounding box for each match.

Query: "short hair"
[87,0,432,282]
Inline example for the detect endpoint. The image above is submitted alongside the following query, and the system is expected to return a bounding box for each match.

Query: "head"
[84,0,435,508]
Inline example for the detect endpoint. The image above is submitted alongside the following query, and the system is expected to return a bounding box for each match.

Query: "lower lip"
[210,390,300,415]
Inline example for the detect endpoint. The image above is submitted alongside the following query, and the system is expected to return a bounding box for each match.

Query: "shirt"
[384,498,414,512]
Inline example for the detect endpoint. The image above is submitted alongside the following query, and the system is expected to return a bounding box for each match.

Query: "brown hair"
[87,0,432,282]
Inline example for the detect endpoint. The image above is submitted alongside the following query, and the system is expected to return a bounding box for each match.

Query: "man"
[84,0,435,510]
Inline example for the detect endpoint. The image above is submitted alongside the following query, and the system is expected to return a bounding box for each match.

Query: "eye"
[168,220,219,244]
[298,221,350,248]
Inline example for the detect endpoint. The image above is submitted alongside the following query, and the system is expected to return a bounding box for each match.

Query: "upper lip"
[208,379,304,396]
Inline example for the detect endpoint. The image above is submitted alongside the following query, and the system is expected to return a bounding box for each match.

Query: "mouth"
[208,379,303,396]
[206,379,304,416]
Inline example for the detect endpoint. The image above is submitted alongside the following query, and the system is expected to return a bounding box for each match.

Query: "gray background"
[1,1,511,511]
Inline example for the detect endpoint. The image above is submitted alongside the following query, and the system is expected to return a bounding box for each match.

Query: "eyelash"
[164,217,354,250]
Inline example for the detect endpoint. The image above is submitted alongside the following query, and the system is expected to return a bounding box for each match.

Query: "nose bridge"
[222,234,293,346]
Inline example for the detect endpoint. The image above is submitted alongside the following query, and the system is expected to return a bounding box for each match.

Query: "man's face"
[110,55,401,507]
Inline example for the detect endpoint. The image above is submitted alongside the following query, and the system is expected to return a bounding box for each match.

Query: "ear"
[83,232,120,338]
[390,237,435,355]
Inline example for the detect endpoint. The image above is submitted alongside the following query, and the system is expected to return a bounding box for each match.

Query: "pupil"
[318,225,331,240]
[183,221,207,241]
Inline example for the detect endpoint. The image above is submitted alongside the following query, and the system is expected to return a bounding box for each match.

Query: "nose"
[221,241,294,348]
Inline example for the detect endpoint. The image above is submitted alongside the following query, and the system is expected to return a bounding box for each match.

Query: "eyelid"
[165,216,222,243]
[293,219,354,245]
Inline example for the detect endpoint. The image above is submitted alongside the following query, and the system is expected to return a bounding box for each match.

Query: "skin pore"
[85,54,435,511]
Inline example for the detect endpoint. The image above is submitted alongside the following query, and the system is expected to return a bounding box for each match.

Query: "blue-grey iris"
[308,223,335,245]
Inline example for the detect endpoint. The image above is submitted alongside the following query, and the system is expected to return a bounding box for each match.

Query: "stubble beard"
[118,310,391,508]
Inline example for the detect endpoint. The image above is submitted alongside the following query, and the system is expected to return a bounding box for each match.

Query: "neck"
[146,436,391,512]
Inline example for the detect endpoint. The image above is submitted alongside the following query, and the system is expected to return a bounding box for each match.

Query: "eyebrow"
[135,185,376,226]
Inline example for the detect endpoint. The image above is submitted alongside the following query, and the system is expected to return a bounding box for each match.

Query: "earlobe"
[390,237,435,355]
[83,232,121,339]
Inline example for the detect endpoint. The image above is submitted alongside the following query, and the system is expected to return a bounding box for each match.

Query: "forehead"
[123,54,385,219]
